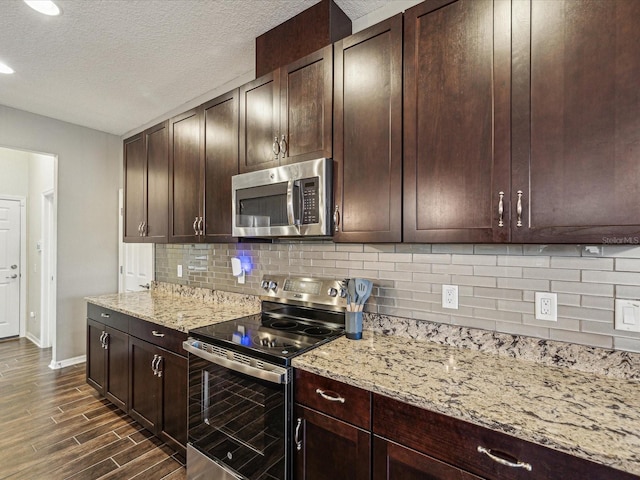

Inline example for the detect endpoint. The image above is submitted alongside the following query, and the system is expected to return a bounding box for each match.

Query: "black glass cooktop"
[189,303,345,366]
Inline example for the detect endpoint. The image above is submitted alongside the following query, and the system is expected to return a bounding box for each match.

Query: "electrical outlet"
[614,299,640,332]
[177,264,183,278]
[535,292,557,321]
[442,285,459,309]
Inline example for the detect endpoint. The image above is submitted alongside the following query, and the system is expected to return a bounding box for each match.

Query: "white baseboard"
[49,355,86,370]
[25,332,42,348]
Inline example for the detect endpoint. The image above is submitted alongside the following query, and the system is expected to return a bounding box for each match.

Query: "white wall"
[0,104,120,364]
[0,147,29,196]
[26,152,54,341]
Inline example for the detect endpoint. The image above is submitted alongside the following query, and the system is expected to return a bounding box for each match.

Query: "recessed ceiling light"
[0,62,15,75]
[24,0,61,16]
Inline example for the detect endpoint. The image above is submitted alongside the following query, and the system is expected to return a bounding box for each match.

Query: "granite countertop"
[292,331,640,476]
[85,289,261,333]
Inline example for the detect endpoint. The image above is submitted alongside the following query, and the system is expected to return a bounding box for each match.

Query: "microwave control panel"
[301,177,319,224]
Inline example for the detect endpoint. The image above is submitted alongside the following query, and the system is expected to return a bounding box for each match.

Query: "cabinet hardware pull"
[333,205,340,233]
[272,136,280,159]
[193,217,199,235]
[152,354,159,375]
[141,221,146,236]
[516,190,523,227]
[279,134,288,156]
[103,333,109,350]
[315,388,345,403]
[294,418,303,451]
[198,217,204,235]
[477,446,532,472]
[151,330,165,337]
[5,274,18,279]
[100,313,110,318]
[156,356,163,377]
[99,331,106,348]
[138,221,143,235]
[498,191,504,227]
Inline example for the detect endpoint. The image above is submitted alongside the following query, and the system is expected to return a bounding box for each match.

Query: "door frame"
[0,195,27,338]
[40,189,56,348]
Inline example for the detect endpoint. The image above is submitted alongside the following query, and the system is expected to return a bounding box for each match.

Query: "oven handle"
[183,340,289,385]
[286,179,296,227]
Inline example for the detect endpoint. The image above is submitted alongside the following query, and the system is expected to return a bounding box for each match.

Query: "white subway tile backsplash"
[156,242,640,353]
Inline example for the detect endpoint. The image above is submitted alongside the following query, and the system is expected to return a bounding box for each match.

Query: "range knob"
[261,338,269,346]
[339,287,347,298]
[268,281,278,292]
[327,287,338,297]
[260,280,269,290]
[270,339,277,348]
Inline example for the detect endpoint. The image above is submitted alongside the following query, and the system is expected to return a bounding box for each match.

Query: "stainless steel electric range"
[183,275,347,480]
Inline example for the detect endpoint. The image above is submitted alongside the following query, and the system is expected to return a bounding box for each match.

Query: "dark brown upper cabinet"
[202,89,239,242]
[511,0,640,243]
[403,0,511,243]
[332,15,403,243]
[168,91,240,243]
[123,121,169,243]
[239,45,333,173]
[169,109,202,243]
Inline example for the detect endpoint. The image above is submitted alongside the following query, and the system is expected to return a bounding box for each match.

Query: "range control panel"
[260,275,347,309]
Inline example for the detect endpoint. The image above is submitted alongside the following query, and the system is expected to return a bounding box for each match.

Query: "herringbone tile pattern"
[0,337,186,479]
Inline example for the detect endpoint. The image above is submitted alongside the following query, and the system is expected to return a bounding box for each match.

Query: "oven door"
[185,342,291,480]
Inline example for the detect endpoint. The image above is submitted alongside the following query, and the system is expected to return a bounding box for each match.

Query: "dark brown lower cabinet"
[86,319,129,412]
[129,336,187,452]
[294,404,370,480]
[373,436,481,480]
[86,304,187,454]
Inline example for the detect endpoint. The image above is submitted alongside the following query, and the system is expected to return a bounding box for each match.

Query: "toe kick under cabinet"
[294,369,638,480]
[86,303,187,454]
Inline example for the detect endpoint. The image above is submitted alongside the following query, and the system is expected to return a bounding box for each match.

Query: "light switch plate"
[615,299,640,332]
[177,264,183,278]
[535,292,557,321]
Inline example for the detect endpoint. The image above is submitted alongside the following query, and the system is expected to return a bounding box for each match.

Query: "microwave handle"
[286,179,299,227]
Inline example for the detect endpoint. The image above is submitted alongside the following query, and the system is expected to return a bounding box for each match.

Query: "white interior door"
[118,189,154,293]
[0,199,21,338]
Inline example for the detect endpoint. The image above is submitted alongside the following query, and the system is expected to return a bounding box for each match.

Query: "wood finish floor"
[0,338,186,480]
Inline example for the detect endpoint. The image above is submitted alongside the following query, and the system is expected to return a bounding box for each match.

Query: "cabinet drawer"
[87,304,128,332]
[129,317,187,356]
[295,369,371,430]
[373,394,637,480]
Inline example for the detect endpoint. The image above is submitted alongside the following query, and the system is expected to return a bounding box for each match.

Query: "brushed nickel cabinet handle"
[333,205,340,233]
[279,134,288,156]
[156,356,163,377]
[152,354,159,375]
[100,313,110,318]
[151,330,165,337]
[198,217,204,235]
[193,217,199,234]
[498,191,504,227]
[103,333,109,350]
[477,446,532,472]
[272,136,280,158]
[315,388,345,403]
[516,190,523,227]
[99,331,106,348]
[294,418,303,452]
[141,221,147,236]
[6,274,17,279]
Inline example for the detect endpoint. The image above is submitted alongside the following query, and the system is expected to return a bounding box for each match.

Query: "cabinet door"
[86,319,106,394]
[123,133,146,242]
[403,0,511,243]
[333,15,403,243]
[294,404,370,480]
[280,45,333,165]
[129,337,161,433]
[373,436,481,480]
[144,121,169,242]
[169,109,202,243]
[159,349,187,450]
[104,326,129,411]
[512,0,640,243]
[239,71,281,173]
[202,89,239,242]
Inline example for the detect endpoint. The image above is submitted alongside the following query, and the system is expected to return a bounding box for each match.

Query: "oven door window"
[189,355,289,480]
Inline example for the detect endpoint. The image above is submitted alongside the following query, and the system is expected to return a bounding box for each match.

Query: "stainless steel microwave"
[232,158,333,238]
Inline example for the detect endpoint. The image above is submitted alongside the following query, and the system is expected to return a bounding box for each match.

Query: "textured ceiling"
[0,0,397,135]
